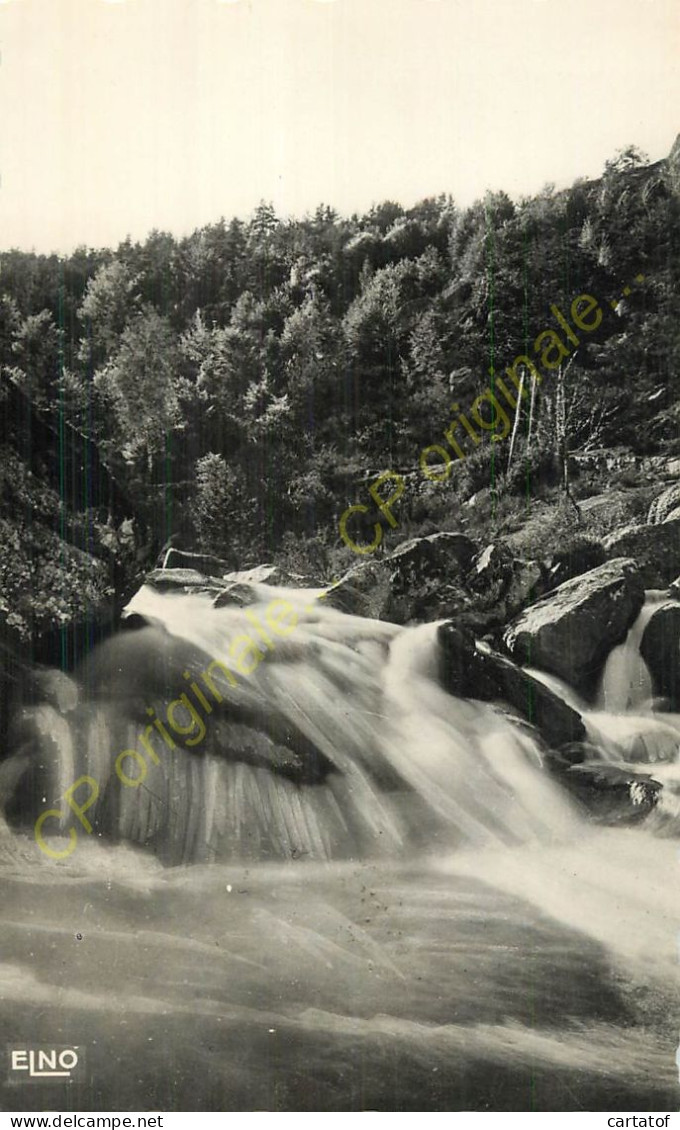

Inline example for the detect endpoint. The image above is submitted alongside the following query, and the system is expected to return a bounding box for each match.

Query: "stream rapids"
[0,584,678,1111]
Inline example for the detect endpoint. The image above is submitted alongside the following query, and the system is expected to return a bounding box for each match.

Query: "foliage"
[193,453,255,565]
[0,138,679,610]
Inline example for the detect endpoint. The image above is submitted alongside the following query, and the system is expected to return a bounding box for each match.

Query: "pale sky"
[0,0,678,254]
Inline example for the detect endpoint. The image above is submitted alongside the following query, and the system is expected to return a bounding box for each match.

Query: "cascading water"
[596,593,666,713]
[0,583,678,1111]
[527,594,680,773]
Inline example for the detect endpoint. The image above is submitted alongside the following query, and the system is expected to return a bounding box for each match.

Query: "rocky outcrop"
[438,623,586,749]
[467,542,513,597]
[146,567,225,595]
[0,375,148,749]
[639,601,680,709]
[544,540,606,590]
[603,520,680,585]
[138,562,315,613]
[648,482,680,524]
[503,558,645,693]
[578,490,647,533]
[161,547,233,575]
[325,532,477,624]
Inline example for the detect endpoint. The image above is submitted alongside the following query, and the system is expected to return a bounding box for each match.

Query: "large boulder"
[503,558,645,693]
[603,520,680,585]
[323,559,404,620]
[577,490,647,535]
[639,601,680,709]
[438,623,586,749]
[325,533,477,623]
[544,540,606,590]
[467,542,514,598]
[467,543,546,626]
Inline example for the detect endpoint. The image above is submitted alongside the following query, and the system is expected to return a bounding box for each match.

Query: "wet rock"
[639,600,680,709]
[564,762,662,826]
[603,520,680,586]
[146,567,225,595]
[323,559,400,620]
[161,547,233,576]
[503,558,644,693]
[553,741,601,766]
[213,583,259,609]
[143,562,311,611]
[222,564,309,586]
[438,623,586,748]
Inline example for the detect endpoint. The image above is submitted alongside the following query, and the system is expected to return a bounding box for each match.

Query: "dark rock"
[544,540,606,590]
[554,741,601,766]
[503,559,544,617]
[378,533,477,595]
[324,533,476,624]
[603,520,680,585]
[468,542,513,597]
[564,762,662,826]
[438,623,586,748]
[503,558,645,693]
[428,531,478,571]
[639,600,680,708]
[121,613,151,631]
[466,544,545,625]
[323,559,399,620]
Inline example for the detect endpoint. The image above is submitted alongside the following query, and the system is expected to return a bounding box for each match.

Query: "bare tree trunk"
[527,371,538,454]
[556,358,581,516]
[507,372,525,473]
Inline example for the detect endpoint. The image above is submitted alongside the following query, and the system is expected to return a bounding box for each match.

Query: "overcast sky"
[0,0,678,254]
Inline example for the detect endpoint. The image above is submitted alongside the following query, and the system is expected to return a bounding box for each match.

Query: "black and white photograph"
[0,0,679,1115]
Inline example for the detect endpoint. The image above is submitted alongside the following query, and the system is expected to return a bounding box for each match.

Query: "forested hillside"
[1,137,679,617]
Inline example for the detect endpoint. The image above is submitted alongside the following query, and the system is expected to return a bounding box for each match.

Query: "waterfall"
[1,584,679,1111]
[10,583,579,864]
[596,592,668,712]
[527,597,680,770]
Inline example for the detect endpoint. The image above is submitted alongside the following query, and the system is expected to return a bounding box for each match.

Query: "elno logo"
[7,1047,84,1083]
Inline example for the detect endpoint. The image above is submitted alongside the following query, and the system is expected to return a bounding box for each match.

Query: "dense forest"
[1,137,679,652]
